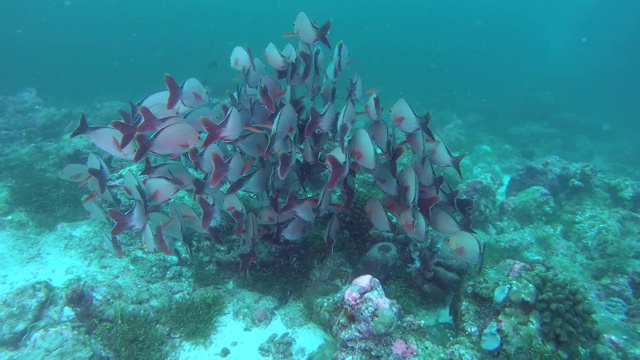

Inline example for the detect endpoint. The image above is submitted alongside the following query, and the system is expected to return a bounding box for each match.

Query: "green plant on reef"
[384,272,425,314]
[6,166,85,229]
[97,306,168,360]
[335,191,374,265]
[164,288,225,347]
[238,226,326,300]
[526,268,599,356]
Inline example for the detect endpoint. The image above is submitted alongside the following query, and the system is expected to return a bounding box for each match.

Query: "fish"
[399,208,427,242]
[164,74,208,109]
[134,122,200,162]
[305,101,336,136]
[60,163,90,183]
[389,98,435,139]
[348,128,377,170]
[86,153,110,194]
[70,113,136,160]
[202,106,244,146]
[429,205,473,235]
[264,42,291,71]
[324,214,340,257]
[230,46,254,72]
[364,93,382,122]
[333,41,350,74]
[346,73,363,102]
[365,198,394,233]
[144,177,182,205]
[141,158,195,189]
[289,12,332,50]
[210,151,244,188]
[264,103,298,158]
[65,12,475,271]
[442,231,483,266]
[427,137,466,178]
[107,200,148,236]
[324,147,349,190]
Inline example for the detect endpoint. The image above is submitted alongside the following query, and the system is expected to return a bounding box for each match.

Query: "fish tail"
[70,113,90,138]
[318,19,332,50]
[136,106,161,133]
[133,134,151,163]
[107,208,129,236]
[154,224,173,255]
[164,74,182,110]
[209,152,228,188]
[197,195,214,230]
[201,118,223,148]
[452,152,467,178]
[111,120,137,148]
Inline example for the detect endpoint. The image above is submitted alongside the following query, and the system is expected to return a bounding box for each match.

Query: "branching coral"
[527,269,599,355]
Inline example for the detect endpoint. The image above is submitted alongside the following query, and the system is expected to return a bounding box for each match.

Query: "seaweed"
[164,288,225,347]
[97,306,168,360]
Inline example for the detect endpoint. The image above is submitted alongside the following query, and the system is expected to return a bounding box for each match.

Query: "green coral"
[164,287,225,347]
[372,307,397,335]
[97,306,168,360]
[527,269,599,355]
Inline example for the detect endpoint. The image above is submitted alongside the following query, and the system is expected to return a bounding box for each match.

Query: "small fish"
[230,46,254,72]
[164,74,208,109]
[202,106,244,146]
[134,122,200,162]
[153,223,173,256]
[144,177,182,205]
[348,128,377,170]
[399,208,427,242]
[324,147,349,190]
[364,198,394,233]
[264,42,291,71]
[86,153,110,194]
[427,137,466,178]
[389,98,435,139]
[141,158,194,189]
[107,200,148,236]
[442,231,483,266]
[305,101,335,136]
[398,166,418,208]
[210,151,244,188]
[429,205,473,235]
[289,12,332,50]
[346,73,363,102]
[364,93,382,122]
[70,113,136,160]
[61,163,90,183]
[324,214,340,258]
[333,40,350,74]
[374,162,398,196]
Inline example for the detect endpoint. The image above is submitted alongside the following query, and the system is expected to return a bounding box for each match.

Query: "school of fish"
[63,11,484,271]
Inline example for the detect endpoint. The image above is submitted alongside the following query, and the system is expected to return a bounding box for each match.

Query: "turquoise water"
[3,1,638,118]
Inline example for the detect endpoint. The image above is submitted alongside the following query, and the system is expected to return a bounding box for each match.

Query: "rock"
[0,281,53,348]
[506,156,595,197]
[505,186,555,225]
[356,242,400,281]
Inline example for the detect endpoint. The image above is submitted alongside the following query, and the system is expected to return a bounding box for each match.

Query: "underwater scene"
[1,1,639,359]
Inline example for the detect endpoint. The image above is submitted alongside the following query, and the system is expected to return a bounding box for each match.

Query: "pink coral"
[343,275,374,306]
[508,261,531,277]
[392,338,417,358]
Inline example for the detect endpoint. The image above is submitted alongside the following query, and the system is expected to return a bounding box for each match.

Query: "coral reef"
[527,268,600,355]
